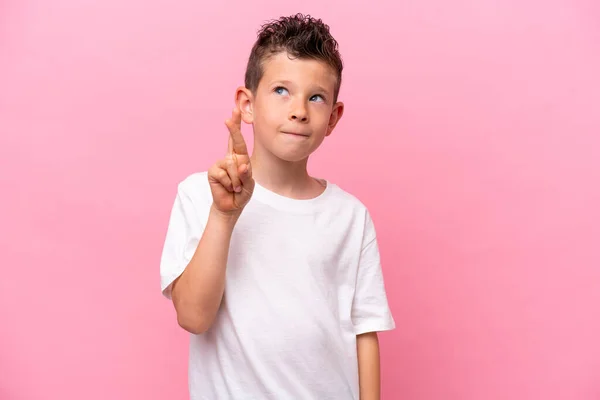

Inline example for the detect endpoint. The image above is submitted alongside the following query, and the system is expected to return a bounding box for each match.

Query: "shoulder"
[326,181,371,214]
[329,182,381,246]
[173,171,212,211]
[176,171,209,195]
[325,181,378,233]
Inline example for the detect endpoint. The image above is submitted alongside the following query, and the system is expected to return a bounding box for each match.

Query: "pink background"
[1,0,599,399]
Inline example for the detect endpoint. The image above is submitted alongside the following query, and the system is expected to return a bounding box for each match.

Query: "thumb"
[238,163,254,186]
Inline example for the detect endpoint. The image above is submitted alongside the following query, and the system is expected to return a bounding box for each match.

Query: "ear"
[235,86,254,124]
[326,101,344,136]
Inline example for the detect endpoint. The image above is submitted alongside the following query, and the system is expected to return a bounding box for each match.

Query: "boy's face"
[238,52,343,163]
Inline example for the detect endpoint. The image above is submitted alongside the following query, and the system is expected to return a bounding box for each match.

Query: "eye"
[274,86,289,96]
[310,94,325,103]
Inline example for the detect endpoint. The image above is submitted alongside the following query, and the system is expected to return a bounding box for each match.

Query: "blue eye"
[310,94,325,103]
[274,87,289,96]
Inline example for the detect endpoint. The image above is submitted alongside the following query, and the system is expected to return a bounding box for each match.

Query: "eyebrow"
[271,80,331,95]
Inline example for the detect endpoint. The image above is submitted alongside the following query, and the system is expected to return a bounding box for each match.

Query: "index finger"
[225,108,248,155]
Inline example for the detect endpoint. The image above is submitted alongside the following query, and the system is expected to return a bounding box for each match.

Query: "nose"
[289,101,309,123]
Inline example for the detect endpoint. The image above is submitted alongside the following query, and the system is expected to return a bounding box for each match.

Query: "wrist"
[209,204,242,226]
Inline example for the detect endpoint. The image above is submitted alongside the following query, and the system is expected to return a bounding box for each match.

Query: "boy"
[160,14,395,400]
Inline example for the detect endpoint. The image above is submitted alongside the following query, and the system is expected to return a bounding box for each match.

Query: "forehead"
[260,52,337,91]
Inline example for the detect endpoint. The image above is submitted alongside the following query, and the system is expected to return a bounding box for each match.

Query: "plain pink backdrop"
[1,1,599,399]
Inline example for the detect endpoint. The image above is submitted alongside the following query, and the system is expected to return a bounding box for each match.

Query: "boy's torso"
[184,172,369,399]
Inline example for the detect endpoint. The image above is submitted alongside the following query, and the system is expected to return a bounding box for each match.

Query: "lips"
[282,131,310,137]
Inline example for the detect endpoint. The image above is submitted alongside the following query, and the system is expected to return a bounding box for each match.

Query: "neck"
[250,142,322,200]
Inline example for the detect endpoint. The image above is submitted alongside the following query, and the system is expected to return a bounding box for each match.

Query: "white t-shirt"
[160,172,395,400]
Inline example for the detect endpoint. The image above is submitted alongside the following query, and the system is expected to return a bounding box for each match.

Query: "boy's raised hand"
[208,107,255,215]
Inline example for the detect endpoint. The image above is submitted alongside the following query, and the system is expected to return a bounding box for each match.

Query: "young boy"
[160,14,395,400]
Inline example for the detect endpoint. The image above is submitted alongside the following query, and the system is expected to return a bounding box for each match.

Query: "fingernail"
[234,186,242,192]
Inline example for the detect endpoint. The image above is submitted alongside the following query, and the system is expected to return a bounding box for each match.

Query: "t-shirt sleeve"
[159,180,204,300]
[351,211,396,335]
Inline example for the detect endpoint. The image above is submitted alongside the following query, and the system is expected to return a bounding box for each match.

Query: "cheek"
[256,98,283,125]
[313,108,333,129]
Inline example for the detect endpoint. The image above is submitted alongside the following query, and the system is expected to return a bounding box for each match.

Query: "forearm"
[357,332,381,400]
[171,205,240,334]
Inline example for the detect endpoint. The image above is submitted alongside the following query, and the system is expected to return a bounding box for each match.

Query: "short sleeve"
[159,180,205,300]
[351,212,396,335]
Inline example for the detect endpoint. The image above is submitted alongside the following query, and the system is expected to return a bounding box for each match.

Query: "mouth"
[282,131,310,137]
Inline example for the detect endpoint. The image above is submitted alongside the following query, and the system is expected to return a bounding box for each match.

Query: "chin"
[273,149,312,163]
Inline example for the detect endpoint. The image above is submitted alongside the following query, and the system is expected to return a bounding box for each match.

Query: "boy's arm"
[357,332,381,400]
[170,206,240,334]
[170,107,254,335]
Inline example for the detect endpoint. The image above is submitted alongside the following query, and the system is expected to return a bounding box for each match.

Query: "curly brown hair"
[244,14,344,102]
